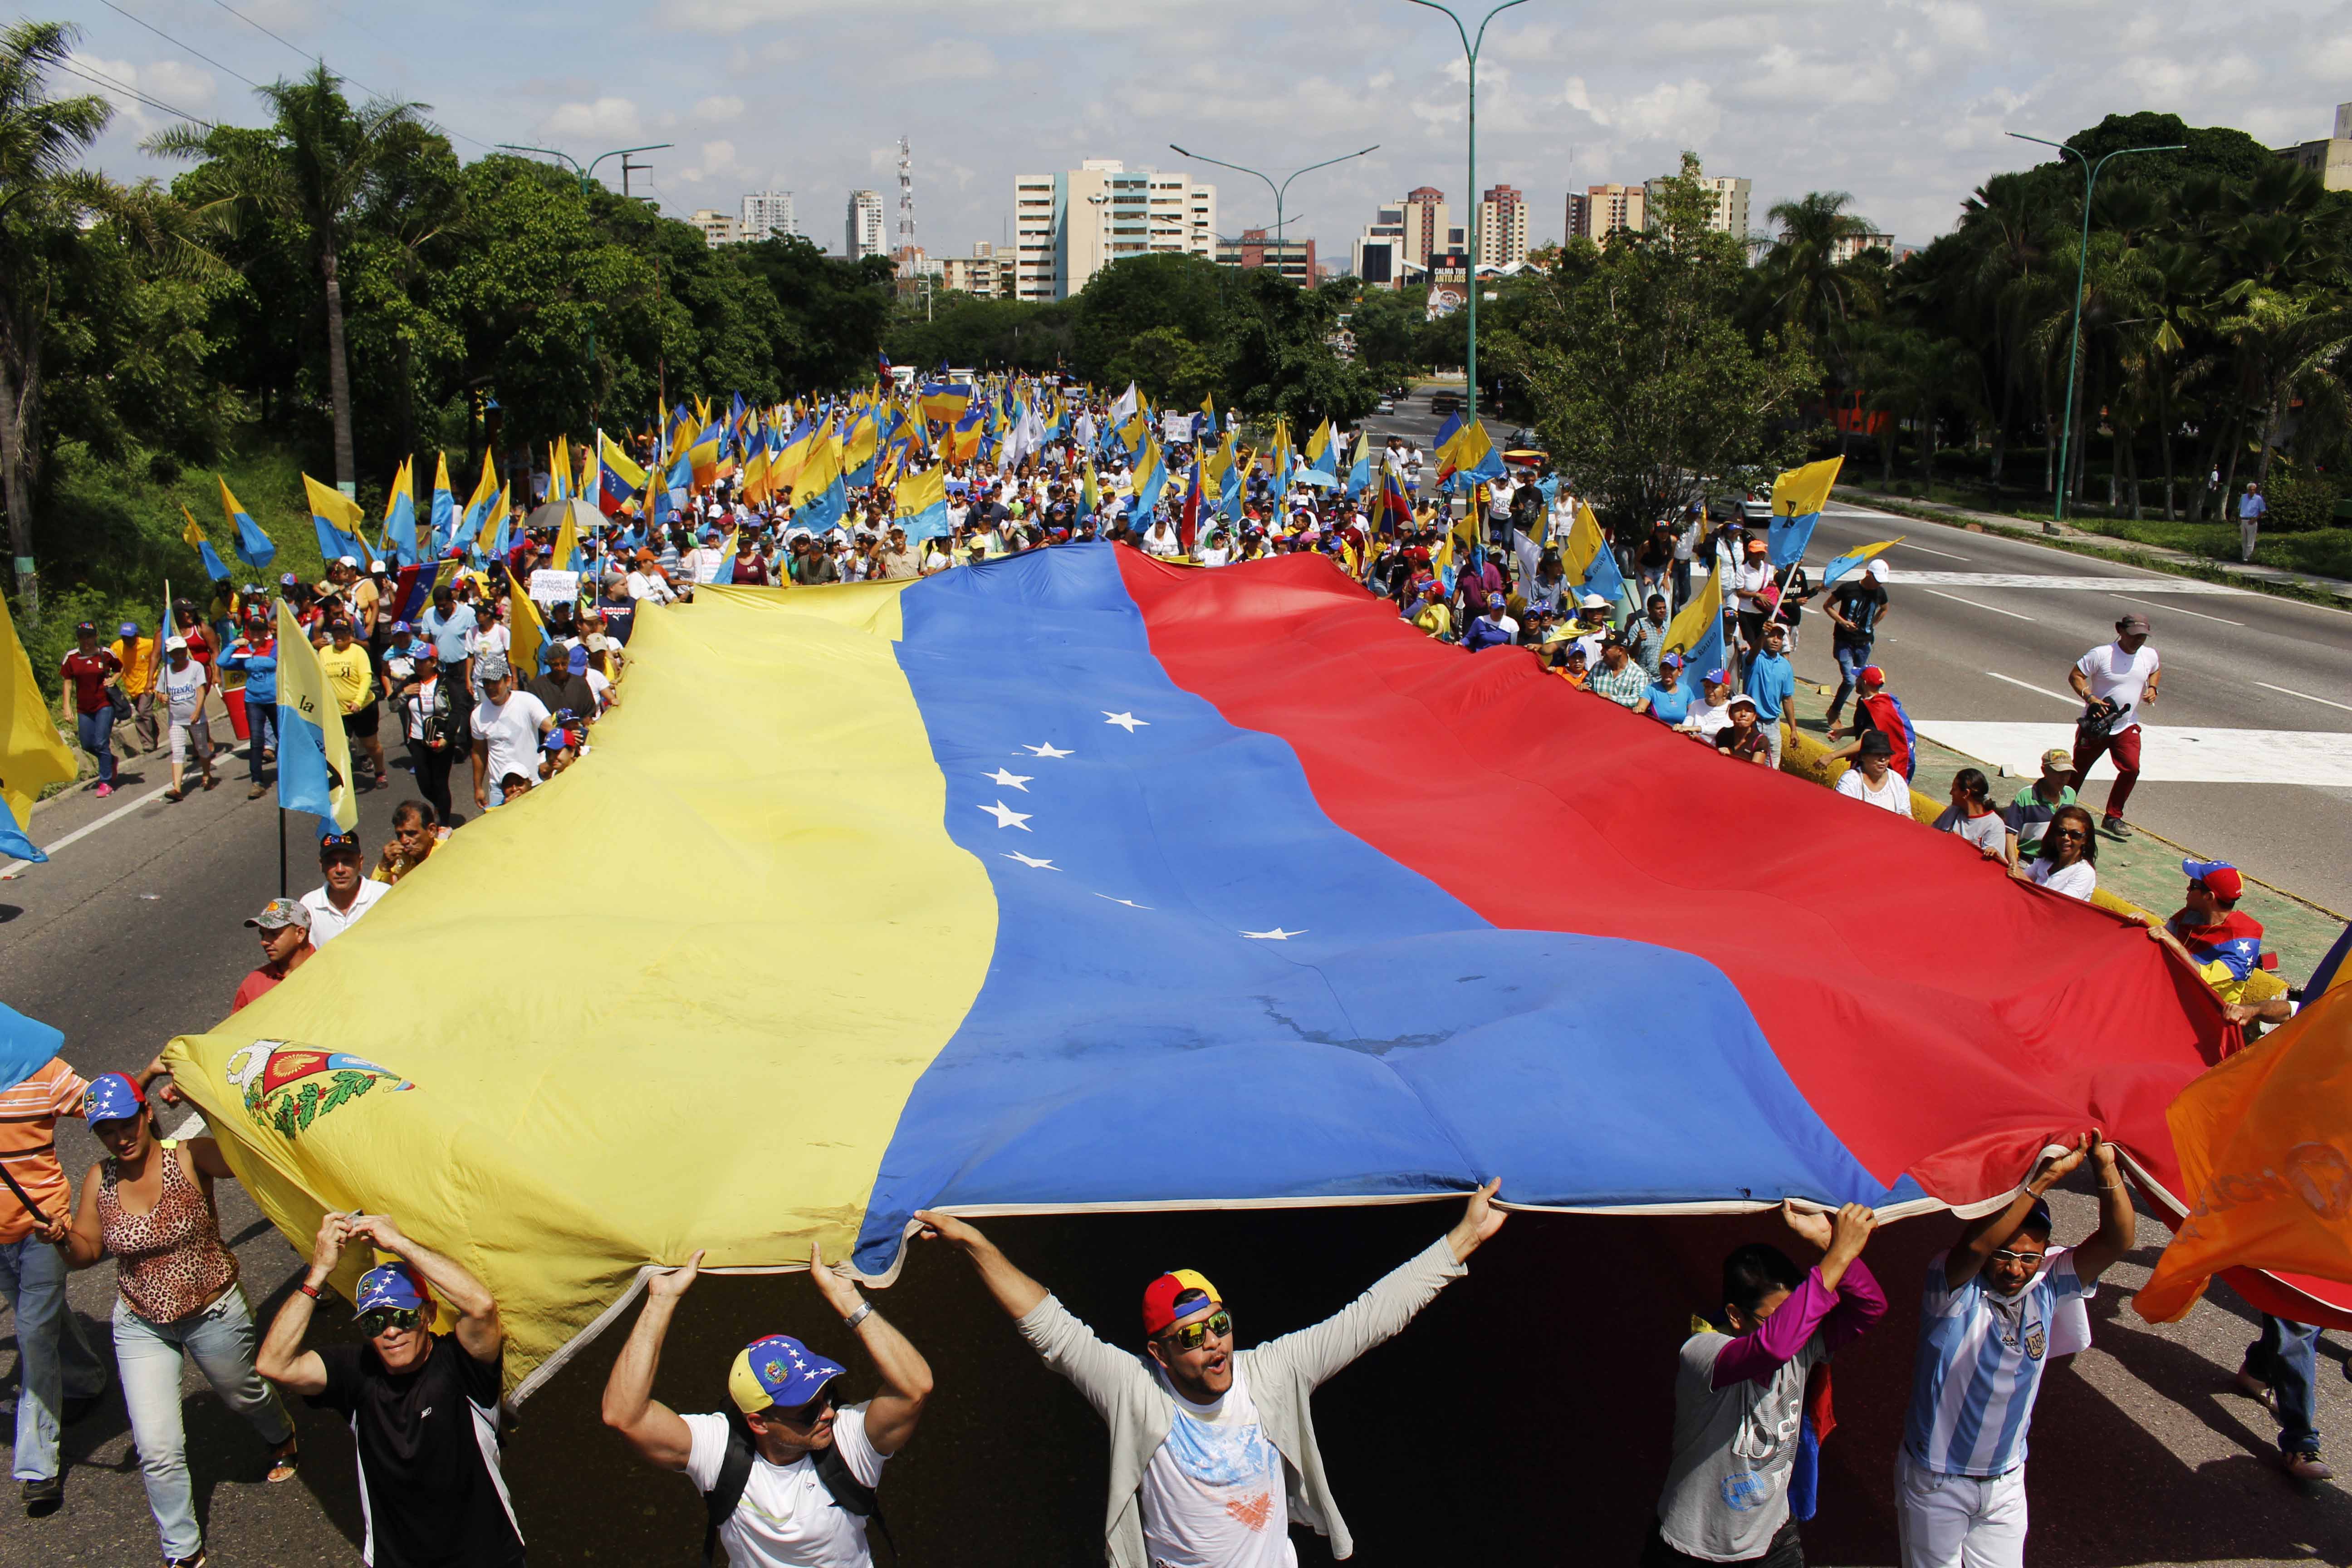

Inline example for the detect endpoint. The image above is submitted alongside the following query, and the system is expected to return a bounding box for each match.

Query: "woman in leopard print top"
[44,1070,299,1568]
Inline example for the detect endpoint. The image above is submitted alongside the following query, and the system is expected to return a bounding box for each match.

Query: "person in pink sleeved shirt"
[1650,1201,1886,1568]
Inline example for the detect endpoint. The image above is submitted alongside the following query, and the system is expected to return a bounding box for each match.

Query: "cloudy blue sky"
[61,0,2348,263]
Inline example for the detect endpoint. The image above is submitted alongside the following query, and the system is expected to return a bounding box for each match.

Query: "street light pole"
[2005,132,2183,534]
[1407,0,1528,428]
[1168,144,1377,284]
[498,141,674,418]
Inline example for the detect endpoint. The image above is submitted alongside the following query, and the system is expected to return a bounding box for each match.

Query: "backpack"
[703,1410,893,1567]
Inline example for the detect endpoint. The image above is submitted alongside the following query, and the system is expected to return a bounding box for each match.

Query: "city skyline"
[60,1,2338,269]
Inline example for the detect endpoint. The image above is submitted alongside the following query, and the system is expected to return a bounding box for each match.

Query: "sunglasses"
[358,1305,426,1337]
[766,1386,839,1426]
[1988,1248,2046,1265]
[1160,1309,1234,1352]
[2053,828,2088,841]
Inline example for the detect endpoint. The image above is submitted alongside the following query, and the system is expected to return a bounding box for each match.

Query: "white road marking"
[1896,540,1972,561]
[1875,571,2245,594]
[1,783,176,877]
[1914,722,2352,787]
[1924,588,2036,622]
[1987,672,2079,706]
[2111,592,2242,627]
[2258,681,2352,715]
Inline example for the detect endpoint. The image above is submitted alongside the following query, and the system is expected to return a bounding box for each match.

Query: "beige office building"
[690,209,743,247]
[1574,183,1646,241]
[940,241,1012,299]
[2281,102,2352,191]
[1009,161,1216,300]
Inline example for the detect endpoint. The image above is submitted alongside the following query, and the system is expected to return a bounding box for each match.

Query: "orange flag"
[2136,986,2352,1322]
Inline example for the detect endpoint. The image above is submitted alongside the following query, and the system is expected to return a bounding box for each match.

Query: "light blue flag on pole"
[429,460,456,556]
[1674,612,1728,705]
[195,537,230,584]
[218,478,276,572]
[1579,543,1628,614]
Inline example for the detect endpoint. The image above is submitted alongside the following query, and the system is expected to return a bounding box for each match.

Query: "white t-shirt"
[2029,858,2097,900]
[1139,1368,1294,1568]
[1685,698,1732,739]
[1836,768,1912,816]
[683,1406,886,1568]
[160,659,207,725]
[300,876,388,946]
[470,624,510,698]
[2074,643,2158,733]
[470,690,551,788]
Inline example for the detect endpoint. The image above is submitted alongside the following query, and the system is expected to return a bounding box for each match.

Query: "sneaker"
[93,782,113,799]
[248,784,268,800]
[2103,815,2132,839]
[163,1552,209,1567]
[2286,1449,2334,1481]
[21,1475,62,1514]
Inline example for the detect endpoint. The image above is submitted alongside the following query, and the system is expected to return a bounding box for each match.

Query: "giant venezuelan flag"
[163,545,2318,1396]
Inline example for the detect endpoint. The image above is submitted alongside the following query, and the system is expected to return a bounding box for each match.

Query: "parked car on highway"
[1376,397,1396,414]
[1429,392,1462,416]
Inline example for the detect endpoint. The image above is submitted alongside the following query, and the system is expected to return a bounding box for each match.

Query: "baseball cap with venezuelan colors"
[1140,1268,1223,1338]
[727,1333,846,1414]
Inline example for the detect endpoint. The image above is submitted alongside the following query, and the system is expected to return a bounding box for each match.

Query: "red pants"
[2072,724,2143,818]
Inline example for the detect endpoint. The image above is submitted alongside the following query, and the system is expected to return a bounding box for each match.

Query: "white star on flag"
[985,768,1034,791]
[1241,928,1306,940]
[978,800,1034,831]
[1003,852,1058,869]
[1102,711,1149,731]
[1095,894,1154,910]
[1023,742,1075,758]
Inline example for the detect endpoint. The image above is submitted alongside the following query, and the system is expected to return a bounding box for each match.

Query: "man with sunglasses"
[1895,1134,2134,1568]
[600,1242,932,1567]
[257,1210,521,1568]
[916,1180,1505,1568]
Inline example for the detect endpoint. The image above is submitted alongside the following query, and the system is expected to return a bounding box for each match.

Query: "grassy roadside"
[1831,485,2352,608]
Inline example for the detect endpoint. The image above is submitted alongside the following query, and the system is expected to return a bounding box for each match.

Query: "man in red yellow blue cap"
[601,1241,933,1568]
[917,1181,1506,1568]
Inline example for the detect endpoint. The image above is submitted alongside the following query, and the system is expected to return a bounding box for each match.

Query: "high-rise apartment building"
[740,191,795,242]
[1572,183,1646,242]
[1563,192,1589,244]
[1402,186,1450,269]
[845,190,887,260]
[1644,171,1751,239]
[1007,161,1216,301]
[1477,184,1529,267]
[940,241,1011,299]
[690,209,743,247]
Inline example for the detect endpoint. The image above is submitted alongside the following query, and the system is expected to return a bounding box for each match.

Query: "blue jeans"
[1830,637,1873,723]
[245,698,279,784]
[2249,1316,2323,1456]
[0,1235,108,1480]
[76,706,117,786]
[114,1287,291,1558]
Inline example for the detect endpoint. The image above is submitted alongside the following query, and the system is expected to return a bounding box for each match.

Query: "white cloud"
[542,96,644,143]
[694,94,744,122]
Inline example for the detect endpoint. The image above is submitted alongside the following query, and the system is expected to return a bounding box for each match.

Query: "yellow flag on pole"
[0,589,78,833]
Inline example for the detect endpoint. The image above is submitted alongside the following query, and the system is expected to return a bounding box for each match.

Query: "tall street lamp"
[498,141,674,415]
[1167,143,1377,272]
[1407,0,1528,428]
[2005,132,2183,533]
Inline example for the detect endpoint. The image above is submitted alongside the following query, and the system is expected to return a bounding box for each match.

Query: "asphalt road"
[1364,385,2352,914]
[4,637,2349,1564]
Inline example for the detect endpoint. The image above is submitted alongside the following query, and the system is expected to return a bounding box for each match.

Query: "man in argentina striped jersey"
[1895,1133,2136,1568]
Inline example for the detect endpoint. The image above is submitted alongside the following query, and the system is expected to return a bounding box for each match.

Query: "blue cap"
[567,646,588,675]
[82,1071,145,1125]
[543,730,569,753]
[118,621,141,637]
[355,1263,428,1314]
[726,1334,846,1414]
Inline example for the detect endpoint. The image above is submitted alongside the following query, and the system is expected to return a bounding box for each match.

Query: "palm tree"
[2214,283,2352,492]
[0,20,113,622]
[1757,191,1877,343]
[149,66,427,492]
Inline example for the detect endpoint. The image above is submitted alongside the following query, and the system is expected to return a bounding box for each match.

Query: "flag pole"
[278,806,287,899]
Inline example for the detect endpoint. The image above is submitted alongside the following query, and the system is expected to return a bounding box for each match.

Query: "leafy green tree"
[735,235,896,393]
[150,66,430,492]
[1500,155,1821,530]
[0,20,113,620]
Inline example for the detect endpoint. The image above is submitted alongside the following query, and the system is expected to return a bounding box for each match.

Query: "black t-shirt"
[311,1333,524,1567]
[525,671,594,726]
[1829,580,1887,641]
